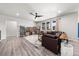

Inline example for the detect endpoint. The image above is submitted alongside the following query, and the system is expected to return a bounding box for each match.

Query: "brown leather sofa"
[42,31,62,55]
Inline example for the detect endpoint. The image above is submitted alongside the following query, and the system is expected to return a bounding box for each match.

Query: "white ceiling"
[0,3,79,21]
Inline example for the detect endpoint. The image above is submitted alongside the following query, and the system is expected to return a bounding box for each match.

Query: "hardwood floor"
[70,40,79,56]
[0,37,56,56]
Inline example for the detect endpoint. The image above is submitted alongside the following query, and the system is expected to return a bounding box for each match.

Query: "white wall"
[36,12,78,41]
[0,14,36,40]
[58,13,78,40]
[36,18,57,32]
[0,15,6,39]
[18,19,36,27]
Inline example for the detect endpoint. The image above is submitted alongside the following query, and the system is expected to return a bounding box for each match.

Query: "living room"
[0,3,79,56]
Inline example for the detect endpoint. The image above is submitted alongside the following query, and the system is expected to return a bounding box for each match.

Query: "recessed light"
[58,10,61,14]
[16,13,20,16]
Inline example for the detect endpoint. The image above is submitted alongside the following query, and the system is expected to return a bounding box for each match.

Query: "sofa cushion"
[47,31,62,38]
[44,34,58,39]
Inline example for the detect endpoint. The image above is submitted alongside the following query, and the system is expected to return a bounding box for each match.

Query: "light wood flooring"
[0,37,56,56]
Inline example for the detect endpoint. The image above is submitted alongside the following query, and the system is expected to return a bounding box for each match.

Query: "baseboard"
[68,37,79,43]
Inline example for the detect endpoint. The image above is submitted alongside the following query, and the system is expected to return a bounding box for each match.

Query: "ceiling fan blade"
[37,15,43,17]
[30,12,43,19]
[29,12,35,16]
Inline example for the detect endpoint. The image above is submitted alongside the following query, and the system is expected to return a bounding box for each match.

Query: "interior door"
[6,21,18,37]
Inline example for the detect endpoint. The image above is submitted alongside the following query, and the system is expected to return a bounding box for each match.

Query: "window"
[53,21,56,23]
[47,22,50,30]
[42,23,45,30]
[53,26,55,30]
[52,20,56,30]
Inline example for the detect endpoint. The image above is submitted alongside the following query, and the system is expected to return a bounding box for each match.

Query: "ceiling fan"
[29,12,43,19]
